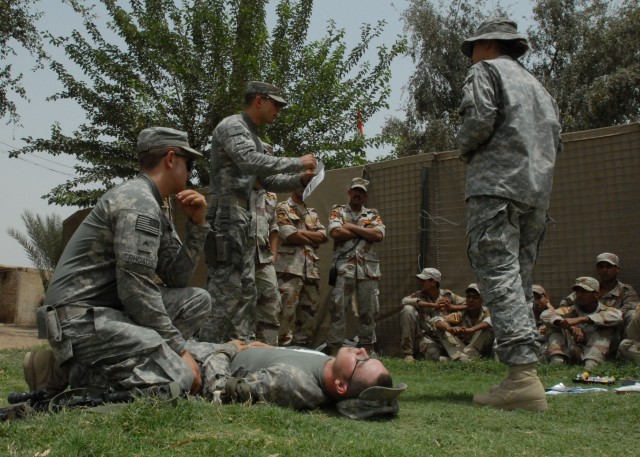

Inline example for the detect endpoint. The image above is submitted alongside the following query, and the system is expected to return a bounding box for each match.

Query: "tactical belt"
[54,305,89,321]
[208,195,250,210]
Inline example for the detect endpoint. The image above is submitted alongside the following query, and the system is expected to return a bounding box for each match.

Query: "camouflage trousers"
[255,263,281,345]
[399,305,439,358]
[467,197,547,366]
[60,286,210,392]
[201,206,257,343]
[327,275,379,346]
[434,327,494,361]
[278,275,320,347]
[546,325,616,364]
[617,304,640,364]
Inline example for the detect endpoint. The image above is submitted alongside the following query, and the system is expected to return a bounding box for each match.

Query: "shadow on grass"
[405,391,474,404]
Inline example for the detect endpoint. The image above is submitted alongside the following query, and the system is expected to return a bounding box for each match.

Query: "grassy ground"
[2,348,639,457]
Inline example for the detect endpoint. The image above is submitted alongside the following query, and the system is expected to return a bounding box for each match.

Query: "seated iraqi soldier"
[185,341,406,419]
[541,277,623,370]
[618,303,640,365]
[38,127,211,395]
[429,283,494,362]
[532,284,554,359]
[399,268,465,363]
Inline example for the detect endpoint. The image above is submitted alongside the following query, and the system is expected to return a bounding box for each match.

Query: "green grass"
[2,348,639,456]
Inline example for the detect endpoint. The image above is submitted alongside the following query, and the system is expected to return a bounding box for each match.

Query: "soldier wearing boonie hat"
[541,276,623,370]
[201,80,318,344]
[458,16,562,412]
[399,267,465,363]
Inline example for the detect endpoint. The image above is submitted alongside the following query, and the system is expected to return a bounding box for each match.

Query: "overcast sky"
[0,0,533,268]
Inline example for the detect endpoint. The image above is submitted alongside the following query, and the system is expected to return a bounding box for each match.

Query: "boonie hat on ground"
[461,17,528,58]
[417,268,441,282]
[137,127,202,159]
[349,177,369,192]
[572,277,600,292]
[336,383,408,420]
[246,81,288,106]
[596,252,619,267]
[532,285,546,296]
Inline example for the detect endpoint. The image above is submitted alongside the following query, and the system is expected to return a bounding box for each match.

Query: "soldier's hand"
[569,326,585,343]
[299,154,318,170]
[181,350,202,395]
[301,170,316,185]
[177,190,207,225]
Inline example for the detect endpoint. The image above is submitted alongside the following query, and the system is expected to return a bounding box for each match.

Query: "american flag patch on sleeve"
[135,215,161,236]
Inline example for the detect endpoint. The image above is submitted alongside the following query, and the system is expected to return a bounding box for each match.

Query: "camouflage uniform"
[399,289,465,358]
[541,303,623,364]
[618,304,640,364]
[253,189,281,345]
[274,197,326,346]
[43,174,211,391]
[201,112,304,343]
[429,307,494,361]
[458,55,562,366]
[327,204,385,347]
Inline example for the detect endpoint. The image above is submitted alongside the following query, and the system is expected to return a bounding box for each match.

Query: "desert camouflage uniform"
[274,197,326,346]
[201,112,304,343]
[618,304,640,364]
[253,189,281,345]
[429,307,494,361]
[458,55,562,366]
[43,174,211,391]
[541,303,623,364]
[399,289,465,358]
[327,204,385,347]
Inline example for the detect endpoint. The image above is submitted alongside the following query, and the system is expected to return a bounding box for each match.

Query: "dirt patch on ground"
[0,324,42,349]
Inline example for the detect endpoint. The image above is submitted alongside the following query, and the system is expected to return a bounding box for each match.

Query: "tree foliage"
[386,0,640,158]
[10,0,405,207]
[7,211,63,290]
[0,0,46,124]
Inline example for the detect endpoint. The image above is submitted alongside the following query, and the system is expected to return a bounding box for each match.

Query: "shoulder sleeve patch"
[135,214,160,236]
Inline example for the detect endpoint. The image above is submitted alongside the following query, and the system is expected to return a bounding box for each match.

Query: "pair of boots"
[473,363,547,412]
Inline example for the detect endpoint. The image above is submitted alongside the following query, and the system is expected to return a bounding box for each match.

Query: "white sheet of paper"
[303,160,325,201]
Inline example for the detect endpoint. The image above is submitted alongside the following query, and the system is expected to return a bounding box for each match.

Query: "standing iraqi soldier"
[41,127,211,394]
[326,178,385,355]
[457,18,562,411]
[200,81,317,343]
[274,188,328,346]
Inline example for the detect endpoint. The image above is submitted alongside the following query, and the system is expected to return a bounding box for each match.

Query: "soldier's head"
[532,284,548,314]
[244,81,287,126]
[595,252,620,284]
[572,277,600,311]
[291,187,305,202]
[136,127,203,195]
[461,17,529,64]
[330,347,391,400]
[347,177,369,210]
[465,283,483,310]
[416,268,441,291]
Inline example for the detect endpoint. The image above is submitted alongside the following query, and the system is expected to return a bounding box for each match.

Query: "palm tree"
[7,211,63,291]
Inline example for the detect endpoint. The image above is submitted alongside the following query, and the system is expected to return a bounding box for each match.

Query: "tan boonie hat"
[572,277,600,292]
[246,81,288,106]
[532,285,546,296]
[596,252,619,266]
[349,177,369,192]
[137,126,202,159]
[336,383,408,420]
[461,17,528,58]
[417,268,441,282]
[465,283,481,294]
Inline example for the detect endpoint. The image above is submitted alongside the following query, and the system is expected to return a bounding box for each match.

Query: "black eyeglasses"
[346,354,370,393]
[175,153,194,173]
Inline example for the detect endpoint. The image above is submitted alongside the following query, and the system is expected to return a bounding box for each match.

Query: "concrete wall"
[0,266,44,326]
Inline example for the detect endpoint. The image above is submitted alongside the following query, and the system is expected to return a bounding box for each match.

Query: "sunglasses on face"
[175,153,194,173]
[346,354,370,393]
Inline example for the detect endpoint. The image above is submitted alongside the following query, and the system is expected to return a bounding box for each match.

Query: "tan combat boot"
[473,363,547,412]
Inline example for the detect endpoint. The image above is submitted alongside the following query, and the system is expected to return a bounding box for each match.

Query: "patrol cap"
[349,177,369,192]
[417,268,441,282]
[465,283,481,295]
[246,81,287,106]
[461,17,528,58]
[137,127,203,159]
[336,383,407,420]
[572,277,600,293]
[596,252,619,267]
[532,285,546,296]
